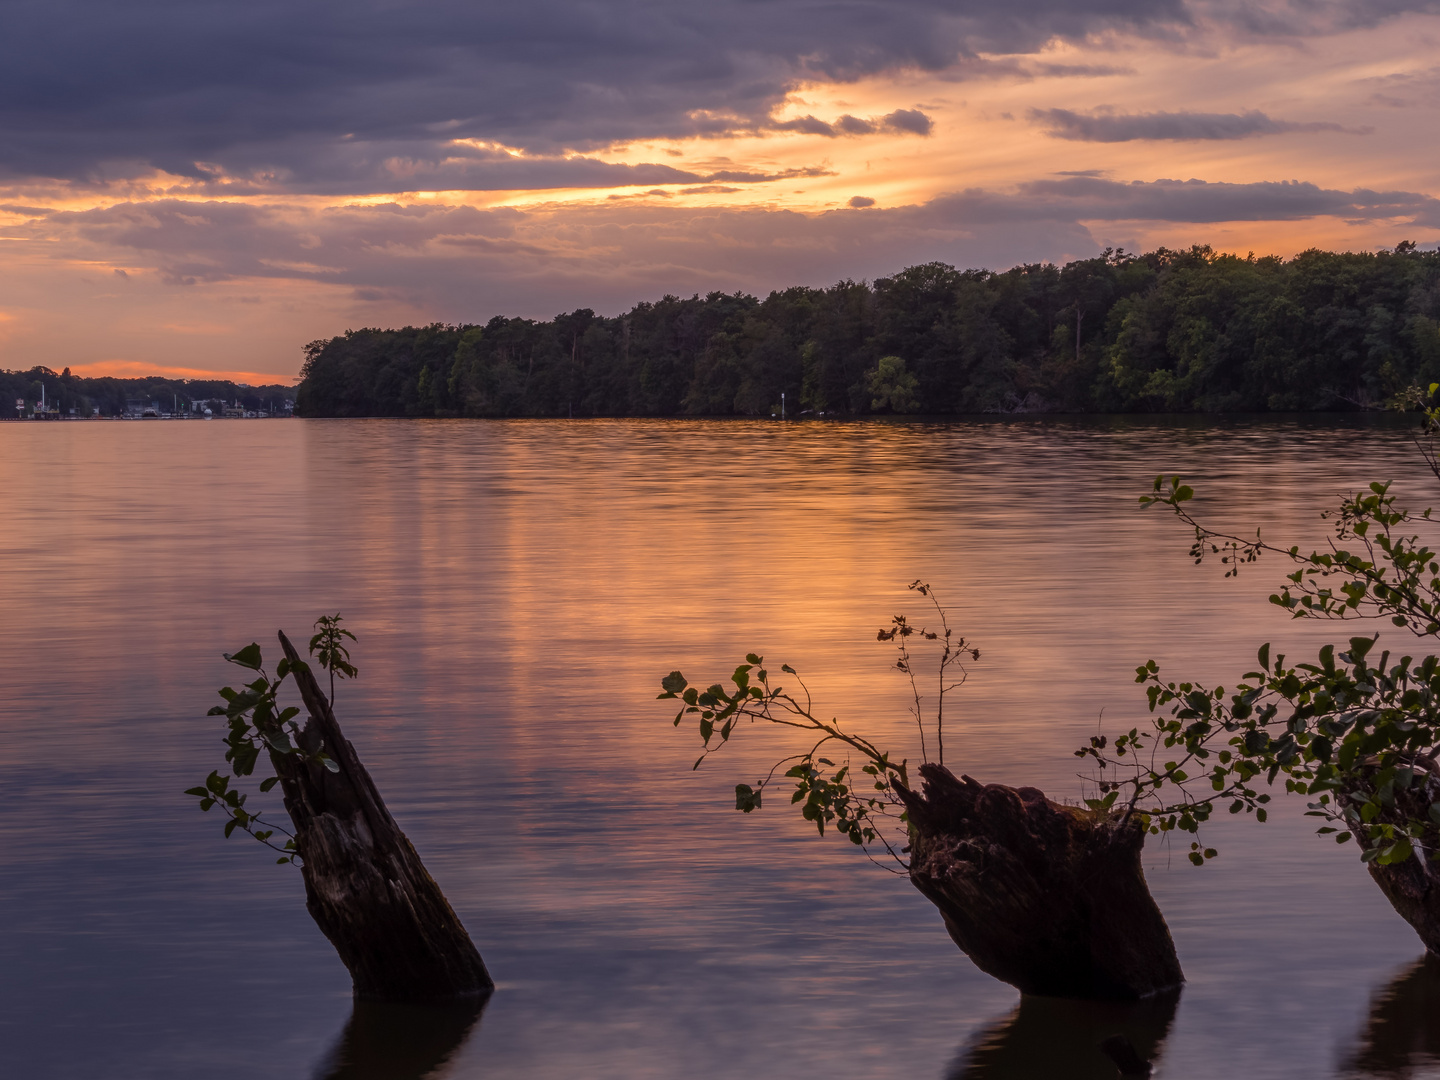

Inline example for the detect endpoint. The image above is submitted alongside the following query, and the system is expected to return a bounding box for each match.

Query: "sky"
[3,0,1440,383]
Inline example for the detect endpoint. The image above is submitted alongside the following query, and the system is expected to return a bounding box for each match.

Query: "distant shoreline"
[294,245,1440,420]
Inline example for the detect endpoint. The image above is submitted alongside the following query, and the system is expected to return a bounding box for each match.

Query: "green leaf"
[225,643,263,670]
[735,784,762,812]
[1377,838,1415,865]
[660,671,688,696]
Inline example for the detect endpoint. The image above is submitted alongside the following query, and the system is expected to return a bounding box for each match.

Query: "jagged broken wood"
[268,629,493,1001]
[899,764,1183,1000]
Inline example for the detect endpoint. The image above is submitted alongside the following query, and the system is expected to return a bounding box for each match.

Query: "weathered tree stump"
[1368,858,1440,956]
[898,763,1183,1000]
[269,630,493,1001]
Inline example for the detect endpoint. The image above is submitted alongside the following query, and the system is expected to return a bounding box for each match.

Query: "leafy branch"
[1075,636,1440,866]
[1142,474,1440,636]
[185,614,357,866]
[1082,419,1440,867]
[660,583,978,871]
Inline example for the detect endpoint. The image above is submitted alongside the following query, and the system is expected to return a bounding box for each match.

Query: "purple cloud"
[1030,107,1368,141]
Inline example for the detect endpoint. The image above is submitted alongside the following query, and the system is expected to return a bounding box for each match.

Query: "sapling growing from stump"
[660,583,1184,1000]
[188,615,493,1001]
[1083,402,1440,955]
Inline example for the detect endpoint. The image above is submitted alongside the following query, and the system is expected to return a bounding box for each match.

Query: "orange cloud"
[64,360,296,385]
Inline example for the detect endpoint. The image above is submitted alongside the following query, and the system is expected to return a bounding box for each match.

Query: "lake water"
[3,416,1439,1080]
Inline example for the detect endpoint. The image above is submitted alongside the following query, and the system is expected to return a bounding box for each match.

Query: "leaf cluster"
[660,658,908,862]
[309,613,358,705]
[1091,445,1440,868]
[660,583,978,871]
[185,616,359,866]
[1079,635,1440,866]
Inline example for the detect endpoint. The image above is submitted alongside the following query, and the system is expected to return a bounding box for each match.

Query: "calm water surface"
[3,417,1440,1079]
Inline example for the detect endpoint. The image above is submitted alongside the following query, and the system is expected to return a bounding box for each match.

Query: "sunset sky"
[3,0,1440,382]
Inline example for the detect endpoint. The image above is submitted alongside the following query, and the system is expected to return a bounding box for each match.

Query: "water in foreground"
[2,416,1439,1079]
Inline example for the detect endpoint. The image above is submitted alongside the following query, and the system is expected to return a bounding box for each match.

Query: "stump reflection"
[311,996,488,1080]
[947,988,1180,1079]
[1342,954,1440,1078]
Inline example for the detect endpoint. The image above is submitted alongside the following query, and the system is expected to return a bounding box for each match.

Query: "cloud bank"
[8,177,1433,320]
[4,0,1433,191]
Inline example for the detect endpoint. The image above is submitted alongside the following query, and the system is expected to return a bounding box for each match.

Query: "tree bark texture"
[1344,762,1440,956]
[899,764,1183,1000]
[1368,858,1440,955]
[269,630,493,1001]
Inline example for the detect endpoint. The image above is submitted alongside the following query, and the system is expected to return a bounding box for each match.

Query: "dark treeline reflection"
[947,990,1180,1079]
[295,244,1440,419]
[311,997,487,1080]
[1342,955,1440,1078]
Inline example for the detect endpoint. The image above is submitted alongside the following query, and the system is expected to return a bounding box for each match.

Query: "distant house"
[124,399,161,418]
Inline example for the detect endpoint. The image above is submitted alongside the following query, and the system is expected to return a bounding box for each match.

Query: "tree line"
[296,242,1440,418]
[0,366,295,417]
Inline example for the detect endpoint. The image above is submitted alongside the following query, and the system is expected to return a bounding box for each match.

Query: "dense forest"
[297,242,1440,417]
[0,367,295,417]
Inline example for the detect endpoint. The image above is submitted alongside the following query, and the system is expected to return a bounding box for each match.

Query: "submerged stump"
[898,763,1182,1000]
[1369,855,1440,956]
[269,630,493,1001]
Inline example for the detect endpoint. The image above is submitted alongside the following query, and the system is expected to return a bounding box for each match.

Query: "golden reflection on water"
[0,415,1435,1080]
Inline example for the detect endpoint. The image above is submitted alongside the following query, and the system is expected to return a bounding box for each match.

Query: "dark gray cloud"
[143,144,834,197]
[776,108,935,137]
[949,176,1440,223]
[1031,107,1364,140]
[0,0,1210,188]
[4,0,1434,193]
[1195,0,1440,37]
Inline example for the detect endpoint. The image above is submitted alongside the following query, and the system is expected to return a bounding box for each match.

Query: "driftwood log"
[899,764,1183,1000]
[268,630,493,1001]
